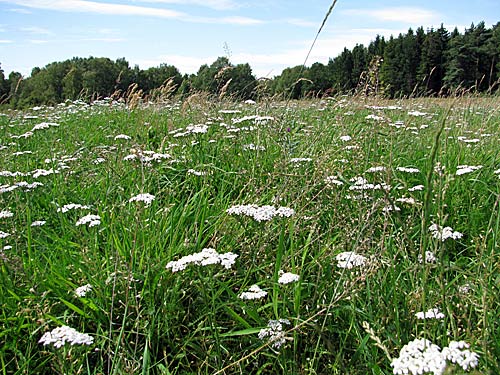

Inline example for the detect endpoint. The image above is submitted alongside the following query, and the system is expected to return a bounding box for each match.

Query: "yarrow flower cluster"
[456,165,482,176]
[258,319,291,349]
[166,248,238,273]
[418,250,437,264]
[0,210,14,219]
[397,167,420,173]
[239,284,268,300]
[415,308,445,320]
[31,220,47,227]
[429,223,463,241]
[75,284,92,297]
[391,338,479,375]
[226,204,295,222]
[335,251,367,269]
[324,176,344,186]
[129,193,156,206]
[278,271,300,285]
[57,203,91,213]
[76,214,101,227]
[39,326,94,348]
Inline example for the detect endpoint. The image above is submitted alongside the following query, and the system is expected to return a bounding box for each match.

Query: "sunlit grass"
[0,96,499,374]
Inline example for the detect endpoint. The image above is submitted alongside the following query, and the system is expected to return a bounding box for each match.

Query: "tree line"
[1,21,499,107]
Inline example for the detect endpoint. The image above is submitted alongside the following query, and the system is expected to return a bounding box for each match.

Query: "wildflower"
[76,214,101,227]
[396,197,417,205]
[391,338,446,375]
[366,166,386,173]
[397,167,420,173]
[93,158,105,165]
[408,110,428,117]
[31,220,46,227]
[442,341,479,371]
[0,231,10,239]
[114,134,131,140]
[242,143,266,151]
[187,169,208,176]
[226,204,294,222]
[75,284,92,297]
[415,307,444,320]
[456,165,482,175]
[290,157,312,163]
[39,325,94,348]
[278,271,300,285]
[391,338,479,375]
[408,185,424,192]
[324,176,344,186]
[57,203,91,213]
[31,122,59,131]
[239,284,267,300]
[418,250,436,264]
[339,135,352,142]
[129,193,155,206]
[166,248,238,272]
[336,251,367,269]
[258,319,291,349]
[0,210,14,219]
[429,223,462,241]
[365,114,384,121]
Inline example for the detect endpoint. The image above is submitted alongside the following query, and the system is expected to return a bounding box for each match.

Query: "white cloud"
[0,39,14,43]
[82,37,126,42]
[342,7,440,25]
[133,54,217,74]
[29,39,49,44]
[20,26,54,35]
[8,7,32,13]
[133,0,238,10]
[0,0,263,25]
[0,0,186,18]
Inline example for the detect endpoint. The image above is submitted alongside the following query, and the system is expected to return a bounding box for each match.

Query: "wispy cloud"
[342,7,440,25]
[285,18,317,28]
[0,0,263,25]
[0,39,14,43]
[8,7,32,13]
[20,26,54,35]
[133,0,238,11]
[29,39,49,44]
[82,37,126,43]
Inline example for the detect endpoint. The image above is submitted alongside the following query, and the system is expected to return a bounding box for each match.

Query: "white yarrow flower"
[429,223,462,241]
[258,319,291,349]
[239,284,268,300]
[166,248,238,273]
[129,193,155,206]
[39,326,94,348]
[76,214,101,227]
[0,210,14,219]
[415,307,445,320]
[336,251,367,269]
[278,271,300,285]
[31,220,47,227]
[75,284,92,297]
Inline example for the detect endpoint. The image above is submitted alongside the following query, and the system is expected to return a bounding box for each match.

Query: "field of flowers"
[0,96,499,374]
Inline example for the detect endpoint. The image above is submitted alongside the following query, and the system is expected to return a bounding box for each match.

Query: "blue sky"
[0,0,499,78]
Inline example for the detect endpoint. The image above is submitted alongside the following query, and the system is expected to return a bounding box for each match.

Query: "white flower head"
[76,214,101,227]
[258,319,291,349]
[239,284,268,300]
[391,338,446,375]
[415,307,445,320]
[39,326,94,348]
[278,271,300,285]
[418,250,436,264]
[31,220,47,227]
[75,284,92,297]
[0,210,14,219]
[335,251,367,269]
[166,248,238,273]
[429,223,462,241]
[129,193,155,207]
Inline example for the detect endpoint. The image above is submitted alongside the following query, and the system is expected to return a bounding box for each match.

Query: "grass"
[0,95,499,374]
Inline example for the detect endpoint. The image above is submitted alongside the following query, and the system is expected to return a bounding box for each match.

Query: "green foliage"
[0,96,499,374]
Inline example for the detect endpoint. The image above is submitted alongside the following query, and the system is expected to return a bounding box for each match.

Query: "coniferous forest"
[1,21,499,107]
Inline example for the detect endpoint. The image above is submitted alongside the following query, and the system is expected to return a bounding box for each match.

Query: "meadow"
[0,94,499,374]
